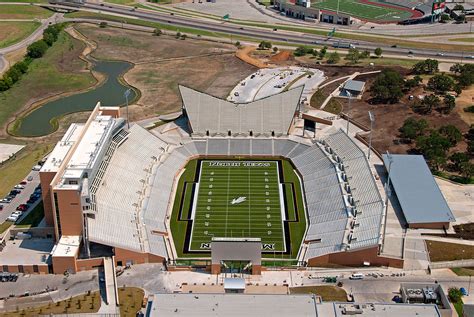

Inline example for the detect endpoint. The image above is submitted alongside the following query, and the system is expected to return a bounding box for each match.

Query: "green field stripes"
[190,161,286,252]
[312,0,412,20]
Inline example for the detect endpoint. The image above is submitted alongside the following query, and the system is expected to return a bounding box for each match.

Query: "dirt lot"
[75,24,256,118]
[426,240,474,262]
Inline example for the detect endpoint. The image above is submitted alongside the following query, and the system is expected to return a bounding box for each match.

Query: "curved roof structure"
[180,85,303,136]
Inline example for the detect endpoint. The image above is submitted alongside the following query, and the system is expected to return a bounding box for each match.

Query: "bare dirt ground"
[75,24,257,118]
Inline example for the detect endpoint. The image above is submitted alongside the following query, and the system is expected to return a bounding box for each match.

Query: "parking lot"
[228,67,326,104]
[0,170,41,224]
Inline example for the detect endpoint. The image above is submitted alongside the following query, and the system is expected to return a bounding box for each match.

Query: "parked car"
[349,273,364,280]
[20,180,28,185]
[16,204,28,212]
[27,175,33,181]
[14,185,25,190]
[7,214,19,222]
[1,197,12,203]
[32,165,41,171]
[10,189,21,196]
[0,205,3,211]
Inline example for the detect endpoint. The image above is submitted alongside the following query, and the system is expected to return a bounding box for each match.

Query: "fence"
[430,259,474,269]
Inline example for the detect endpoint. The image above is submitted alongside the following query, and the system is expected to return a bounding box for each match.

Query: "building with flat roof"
[382,154,455,229]
[341,80,366,97]
[147,293,442,317]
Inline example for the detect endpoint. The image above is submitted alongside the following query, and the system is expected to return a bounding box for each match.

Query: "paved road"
[45,2,473,60]
[0,13,62,75]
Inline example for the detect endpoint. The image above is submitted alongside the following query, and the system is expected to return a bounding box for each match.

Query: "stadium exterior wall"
[114,247,165,267]
[307,246,403,268]
[54,189,83,236]
[76,257,104,272]
[40,171,56,227]
[408,222,450,230]
[0,264,49,274]
[52,255,78,274]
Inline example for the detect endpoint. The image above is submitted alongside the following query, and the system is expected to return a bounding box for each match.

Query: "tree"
[153,28,163,36]
[345,48,360,64]
[374,47,383,58]
[427,73,455,94]
[448,287,463,304]
[439,124,462,147]
[416,131,451,170]
[405,75,422,90]
[327,51,340,64]
[294,46,313,56]
[399,117,428,141]
[43,32,56,46]
[0,80,10,91]
[235,41,241,48]
[455,64,474,88]
[460,162,474,180]
[453,4,464,11]
[176,31,181,39]
[413,94,440,114]
[370,69,405,103]
[99,22,107,28]
[450,152,469,172]
[450,63,463,74]
[440,95,456,114]
[412,59,439,75]
[318,46,327,59]
[258,41,272,50]
[440,14,450,23]
[26,40,48,58]
[272,46,278,53]
[360,50,370,59]
[180,34,187,40]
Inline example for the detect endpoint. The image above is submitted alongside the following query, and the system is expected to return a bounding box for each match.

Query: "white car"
[349,273,364,280]
[14,185,25,190]
[7,214,19,222]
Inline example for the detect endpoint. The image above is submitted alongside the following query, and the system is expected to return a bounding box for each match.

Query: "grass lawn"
[310,89,342,114]
[104,0,137,5]
[290,285,348,302]
[0,220,13,234]
[0,4,53,19]
[0,30,96,132]
[426,240,474,262]
[0,144,50,198]
[0,21,40,49]
[16,201,44,228]
[451,267,474,276]
[449,38,474,43]
[118,287,144,317]
[0,291,101,316]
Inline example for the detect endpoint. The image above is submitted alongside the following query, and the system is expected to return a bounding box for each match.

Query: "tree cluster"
[399,118,473,179]
[412,59,439,75]
[0,24,64,92]
[258,41,272,50]
[344,48,370,64]
[450,63,474,88]
[370,69,405,103]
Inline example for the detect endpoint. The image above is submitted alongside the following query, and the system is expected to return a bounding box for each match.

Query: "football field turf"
[311,0,414,21]
[189,160,286,252]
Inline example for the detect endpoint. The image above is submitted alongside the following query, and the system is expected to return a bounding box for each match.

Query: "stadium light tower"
[124,88,132,129]
[367,111,375,160]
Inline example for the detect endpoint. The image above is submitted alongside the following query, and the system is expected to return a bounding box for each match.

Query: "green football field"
[311,0,414,21]
[189,160,286,252]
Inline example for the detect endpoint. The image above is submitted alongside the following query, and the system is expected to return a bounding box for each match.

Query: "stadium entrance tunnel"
[169,158,307,263]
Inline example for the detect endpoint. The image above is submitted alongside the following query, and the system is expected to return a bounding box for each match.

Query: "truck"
[332,42,355,49]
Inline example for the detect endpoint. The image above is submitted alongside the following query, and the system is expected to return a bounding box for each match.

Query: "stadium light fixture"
[124,88,132,129]
[367,111,375,160]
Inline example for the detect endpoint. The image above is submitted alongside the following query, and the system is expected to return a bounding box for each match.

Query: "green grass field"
[190,160,285,252]
[0,21,40,49]
[311,0,413,21]
[170,159,307,260]
[0,4,53,19]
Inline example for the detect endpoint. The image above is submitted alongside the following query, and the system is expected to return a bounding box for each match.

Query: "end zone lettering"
[208,161,241,167]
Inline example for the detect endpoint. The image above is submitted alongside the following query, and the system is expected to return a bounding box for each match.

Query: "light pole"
[124,88,132,129]
[346,91,352,134]
[368,111,374,160]
[384,151,393,207]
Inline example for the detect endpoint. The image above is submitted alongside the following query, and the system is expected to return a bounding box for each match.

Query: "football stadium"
[23,83,406,275]
[274,0,444,24]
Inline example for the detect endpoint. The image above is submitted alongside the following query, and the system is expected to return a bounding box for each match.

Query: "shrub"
[26,40,48,58]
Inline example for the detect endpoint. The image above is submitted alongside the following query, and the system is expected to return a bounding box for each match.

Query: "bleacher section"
[87,123,383,262]
[180,85,303,136]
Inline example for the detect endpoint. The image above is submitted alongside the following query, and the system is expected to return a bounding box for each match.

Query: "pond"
[15,60,137,137]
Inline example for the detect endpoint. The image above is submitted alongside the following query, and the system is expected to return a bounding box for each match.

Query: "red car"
[20,181,27,185]
[16,204,28,212]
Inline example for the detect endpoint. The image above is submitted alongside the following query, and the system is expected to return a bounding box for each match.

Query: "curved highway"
[46,2,473,60]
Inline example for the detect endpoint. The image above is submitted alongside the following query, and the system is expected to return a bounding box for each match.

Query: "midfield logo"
[230,197,247,205]
[262,243,275,250]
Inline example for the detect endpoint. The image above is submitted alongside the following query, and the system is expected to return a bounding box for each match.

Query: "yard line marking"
[225,165,230,237]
